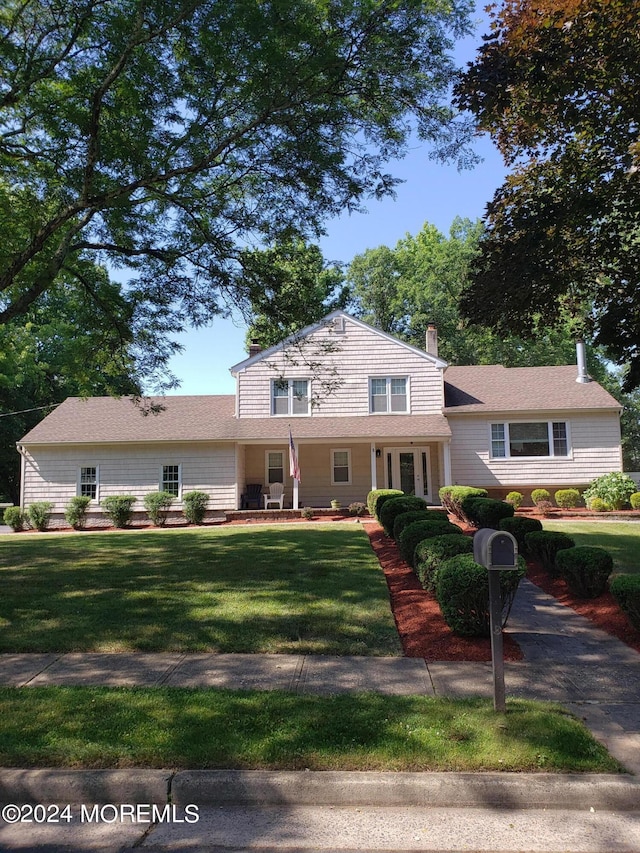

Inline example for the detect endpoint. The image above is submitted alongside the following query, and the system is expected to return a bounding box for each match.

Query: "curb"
[2,769,640,812]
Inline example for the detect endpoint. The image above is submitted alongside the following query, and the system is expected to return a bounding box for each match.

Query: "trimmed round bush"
[555,546,614,598]
[498,516,543,556]
[27,501,53,532]
[439,486,487,522]
[531,488,551,507]
[379,496,427,537]
[182,491,209,525]
[524,530,575,577]
[101,495,137,528]
[630,493,640,510]
[398,518,461,567]
[554,489,581,509]
[505,491,523,510]
[3,505,25,532]
[610,575,640,631]
[366,489,404,519]
[460,497,514,530]
[64,496,91,530]
[143,490,174,526]
[414,533,474,591]
[392,510,428,541]
[435,554,526,636]
[590,497,607,512]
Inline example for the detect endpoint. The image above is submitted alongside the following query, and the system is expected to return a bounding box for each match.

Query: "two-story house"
[17,311,623,517]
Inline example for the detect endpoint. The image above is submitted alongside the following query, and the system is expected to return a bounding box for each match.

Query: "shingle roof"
[19,395,451,445]
[444,365,621,414]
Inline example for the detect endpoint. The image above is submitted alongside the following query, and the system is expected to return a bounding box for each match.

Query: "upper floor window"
[370,377,408,413]
[272,379,309,415]
[490,421,569,459]
[161,464,181,497]
[78,466,98,500]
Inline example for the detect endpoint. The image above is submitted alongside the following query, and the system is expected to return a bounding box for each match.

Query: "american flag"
[289,429,301,482]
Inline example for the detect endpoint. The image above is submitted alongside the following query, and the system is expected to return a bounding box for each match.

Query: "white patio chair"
[263,482,285,509]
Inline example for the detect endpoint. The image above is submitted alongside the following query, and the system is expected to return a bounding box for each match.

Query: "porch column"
[292,477,299,510]
[443,440,452,487]
[370,443,378,491]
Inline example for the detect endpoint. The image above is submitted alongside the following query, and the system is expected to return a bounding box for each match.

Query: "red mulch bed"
[365,523,523,662]
[526,560,640,654]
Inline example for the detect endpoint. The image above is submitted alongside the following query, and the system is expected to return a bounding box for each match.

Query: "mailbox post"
[473,529,519,712]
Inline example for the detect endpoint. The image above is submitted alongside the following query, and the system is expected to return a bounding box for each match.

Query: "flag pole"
[288,424,300,511]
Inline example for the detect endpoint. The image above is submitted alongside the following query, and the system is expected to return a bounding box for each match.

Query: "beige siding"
[236,317,444,418]
[21,442,237,513]
[448,412,622,489]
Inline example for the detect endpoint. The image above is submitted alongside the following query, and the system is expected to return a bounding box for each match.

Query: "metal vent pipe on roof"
[576,339,591,383]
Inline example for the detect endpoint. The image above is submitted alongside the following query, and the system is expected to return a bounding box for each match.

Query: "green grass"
[0,687,621,772]
[0,525,400,655]
[543,521,640,576]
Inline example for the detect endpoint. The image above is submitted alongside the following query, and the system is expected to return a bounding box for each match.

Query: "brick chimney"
[249,340,262,358]
[426,324,438,358]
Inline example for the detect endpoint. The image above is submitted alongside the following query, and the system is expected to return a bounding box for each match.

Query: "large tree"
[0,0,475,365]
[455,0,640,388]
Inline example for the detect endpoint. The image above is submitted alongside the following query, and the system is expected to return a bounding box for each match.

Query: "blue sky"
[165,15,507,397]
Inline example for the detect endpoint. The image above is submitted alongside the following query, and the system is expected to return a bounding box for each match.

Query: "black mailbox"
[473,528,518,570]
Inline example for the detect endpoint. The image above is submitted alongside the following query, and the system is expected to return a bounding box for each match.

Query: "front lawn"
[0,525,400,655]
[543,521,640,576]
[0,687,621,772]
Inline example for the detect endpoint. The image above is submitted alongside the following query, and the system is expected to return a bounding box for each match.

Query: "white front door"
[385,447,432,502]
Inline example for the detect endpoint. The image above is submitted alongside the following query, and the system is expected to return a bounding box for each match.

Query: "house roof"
[19,395,452,445]
[444,365,621,414]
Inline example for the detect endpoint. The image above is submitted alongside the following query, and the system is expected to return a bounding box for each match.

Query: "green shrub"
[414,533,474,591]
[610,575,640,632]
[583,472,637,511]
[301,506,314,519]
[366,489,404,520]
[505,491,523,510]
[398,519,461,568]
[392,510,428,541]
[101,495,137,528]
[143,490,174,526]
[378,496,427,537]
[435,554,526,637]
[182,491,209,525]
[630,493,640,510]
[531,488,551,507]
[438,486,487,522]
[555,546,614,599]
[3,506,25,532]
[460,497,514,530]
[554,489,581,509]
[498,516,543,556]
[27,501,53,532]
[348,501,367,517]
[524,530,575,577]
[64,496,91,530]
[590,497,608,513]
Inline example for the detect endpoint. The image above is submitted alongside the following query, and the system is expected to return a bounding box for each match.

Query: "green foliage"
[398,519,461,568]
[505,491,523,510]
[583,472,638,511]
[589,497,608,513]
[524,530,575,577]
[348,502,367,517]
[460,497,514,530]
[414,534,474,592]
[531,489,551,507]
[435,554,526,637]
[64,496,92,530]
[498,516,543,557]
[27,501,53,532]
[610,574,640,632]
[182,491,209,525]
[3,506,25,532]
[366,489,404,519]
[378,496,427,538]
[438,486,488,522]
[301,507,314,520]
[631,493,640,510]
[554,489,581,509]
[101,496,137,529]
[555,546,614,599]
[392,510,428,541]
[143,491,175,527]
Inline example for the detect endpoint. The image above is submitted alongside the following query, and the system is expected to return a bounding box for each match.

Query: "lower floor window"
[266,451,284,484]
[79,466,98,500]
[490,421,569,458]
[331,449,351,485]
[162,464,181,497]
